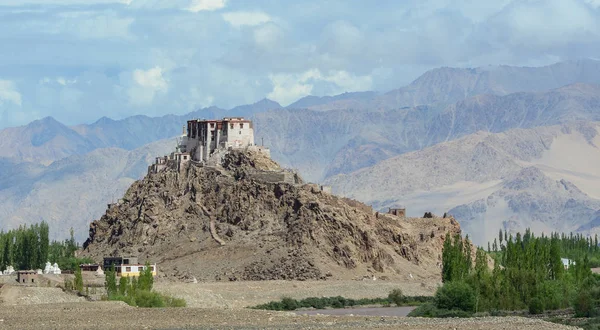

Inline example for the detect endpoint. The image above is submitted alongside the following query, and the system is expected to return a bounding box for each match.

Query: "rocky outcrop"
[82,150,459,281]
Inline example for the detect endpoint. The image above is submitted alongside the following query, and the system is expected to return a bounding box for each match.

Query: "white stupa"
[2,266,15,275]
[52,263,61,275]
[43,262,53,274]
[96,266,104,276]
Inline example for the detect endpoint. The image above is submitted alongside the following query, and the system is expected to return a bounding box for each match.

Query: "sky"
[1,0,600,128]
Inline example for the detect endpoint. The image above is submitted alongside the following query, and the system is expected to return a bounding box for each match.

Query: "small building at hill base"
[80,264,101,272]
[115,264,157,278]
[103,256,138,271]
[17,270,37,284]
[102,256,157,277]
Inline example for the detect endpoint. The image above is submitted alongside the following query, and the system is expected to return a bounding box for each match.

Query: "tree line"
[0,222,89,271]
[411,229,598,317]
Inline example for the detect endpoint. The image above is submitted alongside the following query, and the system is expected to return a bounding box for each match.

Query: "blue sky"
[0,0,600,128]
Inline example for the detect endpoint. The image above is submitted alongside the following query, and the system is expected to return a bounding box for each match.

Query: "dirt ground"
[0,279,580,329]
[154,279,440,309]
[0,302,579,330]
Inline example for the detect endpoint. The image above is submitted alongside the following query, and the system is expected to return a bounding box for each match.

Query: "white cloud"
[133,67,168,90]
[187,0,226,13]
[128,66,168,106]
[267,69,373,106]
[40,77,77,86]
[253,23,284,49]
[485,0,600,49]
[222,11,271,27]
[0,80,22,106]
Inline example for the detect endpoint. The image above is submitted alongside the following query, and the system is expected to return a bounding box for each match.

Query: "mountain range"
[2,59,600,242]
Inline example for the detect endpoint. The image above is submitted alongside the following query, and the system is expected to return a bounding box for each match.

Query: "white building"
[149,117,270,174]
[183,117,256,162]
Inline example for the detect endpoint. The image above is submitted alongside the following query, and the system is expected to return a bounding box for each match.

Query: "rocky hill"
[82,150,460,282]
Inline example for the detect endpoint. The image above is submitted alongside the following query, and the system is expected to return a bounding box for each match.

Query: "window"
[150,266,154,271]
[126,266,131,272]
[210,123,215,128]
[230,123,234,129]
[32,278,35,283]
[240,123,244,129]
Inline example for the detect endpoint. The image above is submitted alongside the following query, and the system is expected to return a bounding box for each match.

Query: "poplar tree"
[105,265,117,297]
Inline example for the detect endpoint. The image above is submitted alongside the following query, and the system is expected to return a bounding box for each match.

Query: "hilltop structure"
[149,117,270,173]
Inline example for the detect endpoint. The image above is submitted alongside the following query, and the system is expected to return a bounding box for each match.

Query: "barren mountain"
[0,117,94,165]
[451,167,600,245]
[82,150,460,281]
[255,83,600,181]
[325,122,600,245]
[0,139,175,240]
[287,91,378,111]
[300,59,600,111]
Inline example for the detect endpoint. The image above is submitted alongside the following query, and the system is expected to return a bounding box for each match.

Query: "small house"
[116,264,157,278]
[17,270,37,284]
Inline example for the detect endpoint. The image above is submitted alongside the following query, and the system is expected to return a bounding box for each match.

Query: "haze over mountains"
[2,59,600,242]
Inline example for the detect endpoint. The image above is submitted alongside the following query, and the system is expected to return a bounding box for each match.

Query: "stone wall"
[246,170,299,184]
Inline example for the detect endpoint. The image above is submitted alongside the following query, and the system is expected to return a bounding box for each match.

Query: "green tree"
[119,276,129,296]
[74,266,84,292]
[38,222,49,267]
[1,236,10,270]
[138,262,154,291]
[434,281,475,312]
[105,265,117,297]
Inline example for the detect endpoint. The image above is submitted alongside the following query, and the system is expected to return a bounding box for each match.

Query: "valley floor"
[0,280,579,329]
[153,279,439,309]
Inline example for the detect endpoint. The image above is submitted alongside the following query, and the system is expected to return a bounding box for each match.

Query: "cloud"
[0,80,22,106]
[253,23,284,49]
[187,0,226,12]
[222,11,271,27]
[484,0,600,50]
[128,66,168,106]
[267,69,373,106]
[2,0,600,129]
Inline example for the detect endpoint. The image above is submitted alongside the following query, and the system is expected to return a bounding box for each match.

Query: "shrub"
[252,295,433,311]
[281,297,298,311]
[408,303,438,317]
[164,295,187,307]
[434,281,475,312]
[388,289,405,306]
[528,297,544,315]
[574,290,594,317]
[134,290,165,308]
[408,302,473,318]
